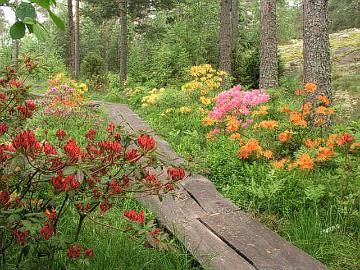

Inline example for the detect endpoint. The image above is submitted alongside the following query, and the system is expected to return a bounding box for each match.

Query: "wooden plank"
[201,212,327,270]
[182,174,238,214]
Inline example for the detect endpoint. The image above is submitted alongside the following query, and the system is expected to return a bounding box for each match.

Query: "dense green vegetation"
[1,0,360,269]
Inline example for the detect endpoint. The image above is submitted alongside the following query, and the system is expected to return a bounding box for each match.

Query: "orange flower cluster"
[278,130,293,142]
[317,95,331,106]
[226,116,240,132]
[304,138,322,149]
[295,153,314,170]
[316,147,334,161]
[254,120,278,129]
[252,106,269,116]
[289,111,307,127]
[238,139,273,159]
[304,83,317,93]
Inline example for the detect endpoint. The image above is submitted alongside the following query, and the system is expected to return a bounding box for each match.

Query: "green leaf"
[16,2,37,21]
[31,0,50,9]
[10,22,26,39]
[27,24,34,33]
[33,23,47,41]
[0,0,8,5]
[48,10,65,31]
[23,17,35,25]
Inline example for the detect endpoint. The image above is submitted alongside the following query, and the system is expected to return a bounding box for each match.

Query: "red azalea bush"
[0,63,186,268]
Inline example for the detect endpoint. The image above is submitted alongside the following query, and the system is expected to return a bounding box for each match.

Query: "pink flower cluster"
[209,85,269,121]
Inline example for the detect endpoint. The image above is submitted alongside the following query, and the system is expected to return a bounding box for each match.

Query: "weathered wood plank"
[201,212,327,270]
[182,174,238,214]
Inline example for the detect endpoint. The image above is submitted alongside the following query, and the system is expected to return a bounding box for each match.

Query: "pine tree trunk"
[303,0,331,101]
[230,0,239,51]
[220,0,232,75]
[67,0,75,77]
[74,0,80,79]
[119,0,128,86]
[259,0,278,89]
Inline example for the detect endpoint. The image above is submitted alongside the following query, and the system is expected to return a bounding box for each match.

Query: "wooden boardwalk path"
[106,101,328,270]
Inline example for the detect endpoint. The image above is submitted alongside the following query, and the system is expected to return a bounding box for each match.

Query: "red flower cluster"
[44,208,57,221]
[0,123,9,136]
[64,139,84,162]
[12,130,41,157]
[98,140,122,155]
[39,223,55,240]
[12,228,30,246]
[56,129,66,139]
[167,167,185,181]
[145,173,161,187]
[85,248,94,257]
[75,202,91,211]
[138,134,156,152]
[99,200,111,213]
[85,129,96,140]
[124,210,145,224]
[67,245,81,258]
[337,133,355,146]
[109,179,123,194]
[51,172,81,192]
[106,122,115,133]
[125,148,141,162]
[43,142,57,156]
[9,79,23,89]
[17,100,36,118]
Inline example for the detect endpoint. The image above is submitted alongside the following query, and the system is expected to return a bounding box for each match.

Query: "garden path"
[100,101,327,270]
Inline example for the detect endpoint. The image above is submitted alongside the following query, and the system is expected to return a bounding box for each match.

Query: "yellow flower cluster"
[160,108,174,117]
[124,87,143,98]
[179,106,192,114]
[141,88,166,108]
[182,64,224,96]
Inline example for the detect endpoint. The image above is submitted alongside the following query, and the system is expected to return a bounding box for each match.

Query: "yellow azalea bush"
[205,82,360,171]
[141,88,166,108]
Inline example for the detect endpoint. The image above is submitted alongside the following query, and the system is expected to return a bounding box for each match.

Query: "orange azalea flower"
[262,150,273,159]
[230,133,241,141]
[302,102,313,116]
[305,82,317,93]
[337,133,355,146]
[254,120,279,129]
[316,147,334,161]
[327,108,335,115]
[247,139,260,151]
[316,106,327,115]
[295,89,304,96]
[290,111,307,127]
[226,117,240,132]
[202,117,216,126]
[238,139,261,159]
[278,130,293,142]
[317,95,331,106]
[252,106,269,116]
[272,158,289,169]
[327,134,338,148]
[296,153,314,170]
[238,147,251,159]
[304,138,322,149]
[314,117,327,127]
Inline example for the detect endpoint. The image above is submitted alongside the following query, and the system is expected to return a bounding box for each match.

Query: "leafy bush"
[0,62,186,268]
[81,53,107,91]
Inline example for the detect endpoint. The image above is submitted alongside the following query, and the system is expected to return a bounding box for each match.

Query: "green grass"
[97,78,360,270]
